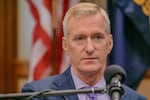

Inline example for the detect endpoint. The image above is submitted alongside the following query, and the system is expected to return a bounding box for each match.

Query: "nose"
[85,38,95,54]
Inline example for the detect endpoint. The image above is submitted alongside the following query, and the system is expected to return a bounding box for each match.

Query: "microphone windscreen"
[104,65,126,84]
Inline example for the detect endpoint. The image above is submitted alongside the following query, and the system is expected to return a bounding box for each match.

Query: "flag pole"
[51,0,58,76]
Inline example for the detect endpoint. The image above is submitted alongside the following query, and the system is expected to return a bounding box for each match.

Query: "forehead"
[68,13,106,36]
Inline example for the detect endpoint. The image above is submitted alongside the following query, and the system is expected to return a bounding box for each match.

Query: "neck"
[81,73,103,86]
[72,67,104,86]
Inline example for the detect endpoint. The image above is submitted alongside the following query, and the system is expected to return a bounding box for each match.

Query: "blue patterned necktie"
[87,93,97,100]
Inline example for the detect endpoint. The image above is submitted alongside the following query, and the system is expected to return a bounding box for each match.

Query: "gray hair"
[63,2,111,37]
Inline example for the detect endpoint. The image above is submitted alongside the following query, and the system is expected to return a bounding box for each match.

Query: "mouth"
[81,57,98,65]
[82,57,98,60]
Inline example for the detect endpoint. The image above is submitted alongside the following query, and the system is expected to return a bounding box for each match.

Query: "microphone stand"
[0,88,107,100]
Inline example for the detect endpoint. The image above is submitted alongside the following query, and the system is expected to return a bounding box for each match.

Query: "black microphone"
[104,65,126,100]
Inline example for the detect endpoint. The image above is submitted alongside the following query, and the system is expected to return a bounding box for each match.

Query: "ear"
[62,37,70,55]
[107,34,113,54]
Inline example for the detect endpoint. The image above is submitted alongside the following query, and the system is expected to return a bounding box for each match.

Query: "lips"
[81,58,98,65]
[82,57,98,60]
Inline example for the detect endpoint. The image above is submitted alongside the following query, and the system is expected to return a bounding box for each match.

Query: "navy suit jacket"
[22,67,146,100]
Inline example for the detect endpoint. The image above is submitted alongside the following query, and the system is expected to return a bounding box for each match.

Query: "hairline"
[63,3,111,37]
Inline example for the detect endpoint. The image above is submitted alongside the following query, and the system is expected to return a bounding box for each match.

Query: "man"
[22,3,146,100]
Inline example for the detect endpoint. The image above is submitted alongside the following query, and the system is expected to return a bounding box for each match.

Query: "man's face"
[63,13,113,76]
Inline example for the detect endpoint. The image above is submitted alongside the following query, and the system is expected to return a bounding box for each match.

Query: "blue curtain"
[108,0,150,90]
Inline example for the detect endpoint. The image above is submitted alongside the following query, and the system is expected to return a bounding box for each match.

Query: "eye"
[75,37,81,40]
[73,35,86,44]
[74,35,85,41]
[94,35,103,40]
[95,35,102,39]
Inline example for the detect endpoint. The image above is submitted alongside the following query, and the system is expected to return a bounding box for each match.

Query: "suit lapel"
[121,95,128,100]
[120,85,130,100]
[53,67,78,100]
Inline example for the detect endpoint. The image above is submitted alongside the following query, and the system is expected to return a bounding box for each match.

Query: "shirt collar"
[71,67,107,89]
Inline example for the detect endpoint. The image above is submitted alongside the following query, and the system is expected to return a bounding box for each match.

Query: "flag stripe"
[28,0,79,80]
[43,0,52,14]
[56,0,70,73]
[28,0,53,80]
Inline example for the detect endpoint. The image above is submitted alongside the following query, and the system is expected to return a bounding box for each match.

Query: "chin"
[83,65,100,72]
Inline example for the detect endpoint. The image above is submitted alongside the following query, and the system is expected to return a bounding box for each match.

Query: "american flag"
[27,0,79,81]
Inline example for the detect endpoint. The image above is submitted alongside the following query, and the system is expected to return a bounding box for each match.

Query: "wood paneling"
[0,0,5,92]
[146,69,150,78]
[0,0,17,93]
[14,59,29,91]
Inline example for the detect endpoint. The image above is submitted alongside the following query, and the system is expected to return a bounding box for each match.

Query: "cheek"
[68,45,80,58]
[101,40,112,55]
[68,42,84,55]
[97,43,109,58]
[69,50,81,66]
[99,50,107,59]
[69,45,84,63]
[106,36,113,54]
[71,48,81,59]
